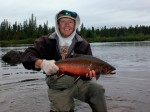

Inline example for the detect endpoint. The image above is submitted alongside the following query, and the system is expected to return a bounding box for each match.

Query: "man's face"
[58,18,75,38]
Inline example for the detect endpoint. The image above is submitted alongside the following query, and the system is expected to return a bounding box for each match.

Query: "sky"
[0,0,150,28]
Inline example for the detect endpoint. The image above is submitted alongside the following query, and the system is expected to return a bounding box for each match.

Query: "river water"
[0,41,150,112]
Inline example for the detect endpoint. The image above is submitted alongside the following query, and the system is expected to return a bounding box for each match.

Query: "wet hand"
[86,70,96,79]
[41,60,59,75]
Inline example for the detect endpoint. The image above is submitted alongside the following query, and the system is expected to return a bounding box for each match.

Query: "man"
[22,10,107,112]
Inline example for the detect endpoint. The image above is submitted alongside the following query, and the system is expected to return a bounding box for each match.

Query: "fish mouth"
[110,71,116,74]
[106,70,116,75]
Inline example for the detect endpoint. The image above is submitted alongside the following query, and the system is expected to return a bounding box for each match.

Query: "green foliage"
[0,38,35,44]
[86,34,150,42]
[0,14,53,42]
[0,14,150,44]
[79,24,150,42]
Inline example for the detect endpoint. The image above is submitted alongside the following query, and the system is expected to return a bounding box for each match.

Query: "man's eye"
[60,21,65,23]
[69,21,74,23]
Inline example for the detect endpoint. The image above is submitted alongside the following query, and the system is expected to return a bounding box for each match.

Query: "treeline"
[79,24,150,42]
[0,14,150,43]
[79,24,150,38]
[0,14,55,41]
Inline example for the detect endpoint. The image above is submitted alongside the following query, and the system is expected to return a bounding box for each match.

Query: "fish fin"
[57,73,65,79]
[96,74,101,80]
[74,76,81,84]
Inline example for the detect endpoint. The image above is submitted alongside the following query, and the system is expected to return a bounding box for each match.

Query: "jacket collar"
[49,32,84,58]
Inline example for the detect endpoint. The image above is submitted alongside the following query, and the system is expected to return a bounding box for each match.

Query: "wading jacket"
[22,32,93,89]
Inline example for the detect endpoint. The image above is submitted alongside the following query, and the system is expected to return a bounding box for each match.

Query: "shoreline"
[1,40,150,46]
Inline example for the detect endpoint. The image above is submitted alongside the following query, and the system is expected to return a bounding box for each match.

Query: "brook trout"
[55,55,116,79]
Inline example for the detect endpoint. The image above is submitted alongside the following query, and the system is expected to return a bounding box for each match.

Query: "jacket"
[22,32,92,89]
[22,32,92,70]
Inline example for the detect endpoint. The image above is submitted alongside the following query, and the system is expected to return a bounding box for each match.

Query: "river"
[0,41,150,112]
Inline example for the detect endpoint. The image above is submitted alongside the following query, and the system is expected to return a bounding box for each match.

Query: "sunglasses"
[59,10,77,18]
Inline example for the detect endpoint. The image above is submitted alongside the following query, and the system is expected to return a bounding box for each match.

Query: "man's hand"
[86,70,96,79]
[41,60,59,75]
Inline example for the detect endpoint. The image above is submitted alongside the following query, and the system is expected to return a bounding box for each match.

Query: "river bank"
[1,35,150,45]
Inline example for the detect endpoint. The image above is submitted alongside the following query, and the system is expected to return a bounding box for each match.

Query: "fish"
[55,55,116,80]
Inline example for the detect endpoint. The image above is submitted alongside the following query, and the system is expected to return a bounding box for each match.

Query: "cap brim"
[57,16,76,20]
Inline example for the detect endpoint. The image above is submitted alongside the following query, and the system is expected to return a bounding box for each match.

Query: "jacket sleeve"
[21,36,48,70]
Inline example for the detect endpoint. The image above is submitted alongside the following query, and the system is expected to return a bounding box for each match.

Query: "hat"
[57,10,77,20]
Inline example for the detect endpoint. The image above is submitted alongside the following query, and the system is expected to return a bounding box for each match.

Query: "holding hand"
[86,70,96,79]
[41,60,59,75]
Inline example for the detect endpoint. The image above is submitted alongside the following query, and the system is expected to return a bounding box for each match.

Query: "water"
[0,44,43,85]
[91,41,150,71]
[0,41,150,84]
[0,41,150,112]
[90,41,150,112]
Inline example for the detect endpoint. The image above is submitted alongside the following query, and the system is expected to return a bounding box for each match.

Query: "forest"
[0,14,150,44]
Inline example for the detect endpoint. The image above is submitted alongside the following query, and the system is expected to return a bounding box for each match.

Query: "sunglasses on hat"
[58,10,77,20]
